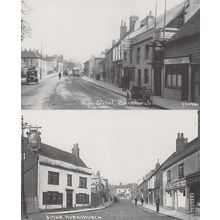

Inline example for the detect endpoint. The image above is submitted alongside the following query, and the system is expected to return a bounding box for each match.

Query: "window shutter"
[59,193,63,204]
[43,192,48,205]
[76,194,79,204]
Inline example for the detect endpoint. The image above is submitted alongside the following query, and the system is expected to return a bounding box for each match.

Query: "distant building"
[23,140,92,213]
[21,49,46,78]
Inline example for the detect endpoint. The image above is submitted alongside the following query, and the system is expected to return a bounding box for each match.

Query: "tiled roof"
[23,137,87,168]
[21,50,43,59]
[168,9,200,42]
[38,142,88,168]
[162,137,199,170]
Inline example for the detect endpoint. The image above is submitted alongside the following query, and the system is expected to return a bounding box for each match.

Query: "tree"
[21,0,31,41]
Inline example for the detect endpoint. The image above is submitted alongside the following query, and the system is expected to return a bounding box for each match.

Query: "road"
[29,200,174,220]
[21,75,157,110]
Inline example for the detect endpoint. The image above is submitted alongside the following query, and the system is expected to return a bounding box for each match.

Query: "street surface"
[29,200,174,220]
[21,75,157,109]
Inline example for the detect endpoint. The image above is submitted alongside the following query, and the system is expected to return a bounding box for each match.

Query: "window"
[67,174,72,186]
[178,164,184,179]
[79,177,87,188]
[144,69,149,84]
[137,47,140,64]
[48,171,59,185]
[166,73,182,88]
[76,193,89,204]
[130,49,133,64]
[167,170,171,183]
[145,45,149,59]
[43,191,63,205]
[124,51,127,63]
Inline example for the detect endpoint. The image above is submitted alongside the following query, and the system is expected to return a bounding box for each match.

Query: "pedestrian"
[59,72,61,80]
[135,197,138,206]
[141,197,144,206]
[156,195,160,212]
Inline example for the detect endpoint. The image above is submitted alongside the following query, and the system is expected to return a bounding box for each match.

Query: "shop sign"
[186,175,200,185]
[189,193,195,213]
[164,57,190,64]
[166,180,186,190]
[121,39,133,50]
[28,129,41,152]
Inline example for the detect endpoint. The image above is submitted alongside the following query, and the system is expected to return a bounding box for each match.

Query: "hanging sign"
[28,129,41,152]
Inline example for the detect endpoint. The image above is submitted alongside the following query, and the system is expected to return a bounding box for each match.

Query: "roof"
[21,50,43,59]
[24,137,87,168]
[127,1,185,40]
[168,9,200,42]
[162,137,200,170]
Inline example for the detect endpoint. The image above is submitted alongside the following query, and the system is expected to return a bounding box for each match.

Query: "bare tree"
[21,0,31,41]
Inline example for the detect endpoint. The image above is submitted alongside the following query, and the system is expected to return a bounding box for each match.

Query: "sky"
[22,110,198,185]
[22,0,184,63]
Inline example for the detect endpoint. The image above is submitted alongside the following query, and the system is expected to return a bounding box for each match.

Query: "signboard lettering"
[164,57,190,64]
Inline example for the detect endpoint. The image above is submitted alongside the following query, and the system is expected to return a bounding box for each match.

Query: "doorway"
[138,69,141,87]
[66,190,73,208]
[154,66,162,96]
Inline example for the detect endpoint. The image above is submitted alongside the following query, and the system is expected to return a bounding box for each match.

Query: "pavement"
[136,201,200,220]
[28,199,174,220]
[81,76,200,110]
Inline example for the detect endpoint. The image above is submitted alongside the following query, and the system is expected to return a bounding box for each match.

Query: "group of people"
[134,196,160,213]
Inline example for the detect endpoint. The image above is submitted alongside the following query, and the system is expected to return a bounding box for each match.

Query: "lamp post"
[21,115,41,219]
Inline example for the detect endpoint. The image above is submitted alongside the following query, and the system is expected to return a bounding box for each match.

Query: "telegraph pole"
[163,0,167,40]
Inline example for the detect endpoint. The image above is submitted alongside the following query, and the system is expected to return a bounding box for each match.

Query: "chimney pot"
[72,143,79,157]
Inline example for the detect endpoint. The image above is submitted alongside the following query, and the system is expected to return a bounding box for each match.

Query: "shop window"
[79,177,87,188]
[67,174,72,186]
[172,74,177,87]
[178,164,184,179]
[43,191,63,205]
[48,171,59,185]
[144,69,149,84]
[167,170,171,183]
[177,74,182,87]
[76,193,89,204]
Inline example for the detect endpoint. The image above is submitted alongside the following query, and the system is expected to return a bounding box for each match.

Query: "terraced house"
[23,140,92,214]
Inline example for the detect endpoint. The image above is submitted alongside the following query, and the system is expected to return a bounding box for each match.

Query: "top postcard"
[21,0,200,110]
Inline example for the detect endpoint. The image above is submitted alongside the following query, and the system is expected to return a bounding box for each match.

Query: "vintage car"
[26,69,39,84]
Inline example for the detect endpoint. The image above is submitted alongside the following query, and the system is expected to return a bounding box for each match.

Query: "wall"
[38,155,92,210]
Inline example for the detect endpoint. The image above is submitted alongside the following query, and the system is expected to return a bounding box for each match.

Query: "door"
[66,190,73,208]
[138,69,141,87]
[181,65,189,101]
[154,67,162,96]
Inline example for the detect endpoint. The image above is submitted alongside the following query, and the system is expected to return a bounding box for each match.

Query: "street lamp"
[21,115,41,219]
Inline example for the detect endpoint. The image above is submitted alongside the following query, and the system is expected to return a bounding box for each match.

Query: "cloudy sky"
[22,110,198,185]
[22,0,184,62]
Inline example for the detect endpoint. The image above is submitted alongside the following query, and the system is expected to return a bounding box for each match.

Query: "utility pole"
[40,41,43,79]
[163,0,167,40]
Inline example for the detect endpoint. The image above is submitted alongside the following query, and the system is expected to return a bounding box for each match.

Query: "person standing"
[59,72,61,80]
[156,195,160,212]
[135,197,138,206]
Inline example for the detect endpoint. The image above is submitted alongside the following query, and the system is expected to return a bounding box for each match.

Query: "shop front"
[164,179,189,212]
[186,172,200,215]
[163,57,190,102]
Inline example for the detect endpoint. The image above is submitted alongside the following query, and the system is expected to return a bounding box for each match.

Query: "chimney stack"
[96,171,100,177]
[146,11,154,29]
[72,143,80,157]
[129,15,139,32]
[120,20,127,39]
[155,158,160,170]
[176,133,188,153]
